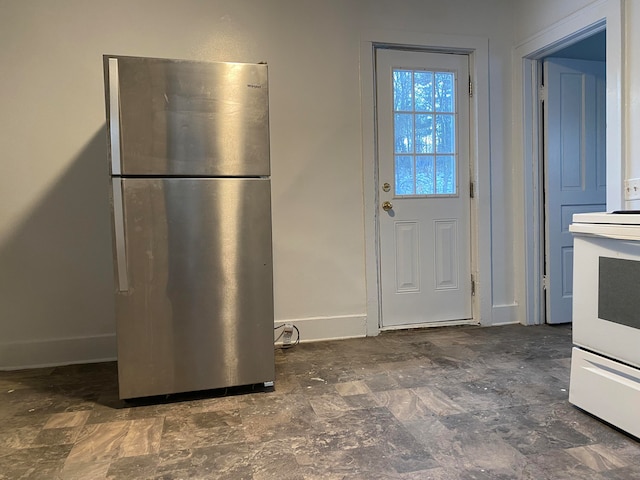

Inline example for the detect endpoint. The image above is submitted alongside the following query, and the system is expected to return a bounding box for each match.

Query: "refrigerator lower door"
[113,177,274,399]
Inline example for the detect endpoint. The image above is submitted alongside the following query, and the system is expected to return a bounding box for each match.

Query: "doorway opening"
[360,33,492,336]
[517,0,624,327]
[539,30,607,324]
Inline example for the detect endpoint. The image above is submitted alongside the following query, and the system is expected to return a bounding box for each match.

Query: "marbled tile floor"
[1,324,639,479]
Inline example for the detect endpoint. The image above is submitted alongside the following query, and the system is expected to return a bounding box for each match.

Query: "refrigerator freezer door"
[114,177,274,399]
[105,56,270,177]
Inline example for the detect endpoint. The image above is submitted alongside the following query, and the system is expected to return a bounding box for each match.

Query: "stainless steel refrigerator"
[104,55,275,399]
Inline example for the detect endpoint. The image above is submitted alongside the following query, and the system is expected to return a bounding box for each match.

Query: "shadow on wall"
[0,125,116,369]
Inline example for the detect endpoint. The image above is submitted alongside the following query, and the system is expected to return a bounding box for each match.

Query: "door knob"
[382,201,393,211]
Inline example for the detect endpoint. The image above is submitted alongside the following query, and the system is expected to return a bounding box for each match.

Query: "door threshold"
[380,319,478,331]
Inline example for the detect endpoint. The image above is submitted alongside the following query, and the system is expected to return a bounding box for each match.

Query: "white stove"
[569,212,640,439]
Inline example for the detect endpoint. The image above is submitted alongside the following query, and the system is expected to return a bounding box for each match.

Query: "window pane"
[394,113,413,153]
[395,156,415,195]
[414,72,433,112]
[435,72,455,112]
[435,114,455,153]
[393,70,413,111]
[436,156,456,194]
[390,68,457,197]
[416,156,434,194]
[415,114,433,153]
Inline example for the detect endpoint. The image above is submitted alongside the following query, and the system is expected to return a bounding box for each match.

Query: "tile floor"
[0,324,639,479]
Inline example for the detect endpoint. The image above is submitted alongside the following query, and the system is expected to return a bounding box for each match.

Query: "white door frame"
[513,0,624,326]
[360,31,491,335]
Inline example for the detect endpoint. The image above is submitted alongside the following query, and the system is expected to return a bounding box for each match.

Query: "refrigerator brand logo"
[247,84,262,89]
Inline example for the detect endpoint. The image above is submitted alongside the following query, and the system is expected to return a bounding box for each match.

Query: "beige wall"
[0,0,518,368]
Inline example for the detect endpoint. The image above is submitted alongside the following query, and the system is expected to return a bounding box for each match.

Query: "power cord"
[274,324,300,348]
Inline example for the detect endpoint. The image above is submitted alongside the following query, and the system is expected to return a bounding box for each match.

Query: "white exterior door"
[544,58,606,324]
[376,48,472,328]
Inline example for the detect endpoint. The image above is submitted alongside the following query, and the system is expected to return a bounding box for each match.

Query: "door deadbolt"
[382,183,391,192]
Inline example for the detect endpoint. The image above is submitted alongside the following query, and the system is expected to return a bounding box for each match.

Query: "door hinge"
[470,181,475,199]
[542,275,548,290]
[469,77,473,98]
[539,84,547,102]
[471,274,476,296]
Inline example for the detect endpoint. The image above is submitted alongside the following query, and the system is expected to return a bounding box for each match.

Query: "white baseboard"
[0,334,117,371]
[1,308,525,369]
[274,314,367,345]
[1,316,368,370]
[488,303,520,326]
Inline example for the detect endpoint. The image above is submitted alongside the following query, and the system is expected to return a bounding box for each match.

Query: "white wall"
[625,1,640,197]
[0,0,517,368]
[513,0,600,41]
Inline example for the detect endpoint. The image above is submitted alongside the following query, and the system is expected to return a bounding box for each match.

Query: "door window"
[393,69,457,196]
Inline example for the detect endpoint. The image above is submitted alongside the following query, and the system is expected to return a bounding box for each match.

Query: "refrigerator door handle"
[112,179,129,292]
[108,57,122,175]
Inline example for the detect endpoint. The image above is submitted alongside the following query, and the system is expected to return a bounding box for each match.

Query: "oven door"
[572,230,640,369]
